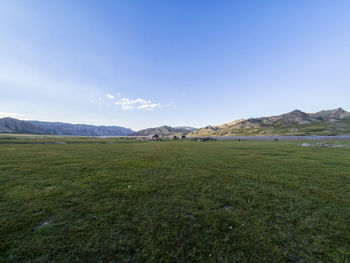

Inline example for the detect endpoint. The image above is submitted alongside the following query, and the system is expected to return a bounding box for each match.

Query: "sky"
[1,0,350,130]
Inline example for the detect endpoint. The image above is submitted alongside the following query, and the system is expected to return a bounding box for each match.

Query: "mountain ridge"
[0,118,134,136]
[131,125,196,136]
[188,108,350,137]
[2,108,350,137]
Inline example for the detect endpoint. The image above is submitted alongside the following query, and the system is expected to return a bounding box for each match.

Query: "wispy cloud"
[137,103,161,110]
[0,112,27,119]
[105,94,162,110]
[114,97,161,110]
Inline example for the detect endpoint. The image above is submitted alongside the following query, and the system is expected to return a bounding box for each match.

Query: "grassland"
[1,137,350,262]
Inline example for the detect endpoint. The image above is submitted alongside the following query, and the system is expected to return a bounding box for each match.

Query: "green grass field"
[1,138,350,262]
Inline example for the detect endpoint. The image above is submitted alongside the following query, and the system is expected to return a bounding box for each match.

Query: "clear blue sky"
[1,0,350,130]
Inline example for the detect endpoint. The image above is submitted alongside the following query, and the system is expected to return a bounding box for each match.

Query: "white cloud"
[114,97,162,110]
[0,112,27,119]
[137,103,161,110]
[103,93,164,111]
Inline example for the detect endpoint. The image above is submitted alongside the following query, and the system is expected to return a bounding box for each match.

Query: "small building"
[147,134,160,141]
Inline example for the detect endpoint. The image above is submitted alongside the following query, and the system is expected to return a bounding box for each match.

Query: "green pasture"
[1,138,349,262]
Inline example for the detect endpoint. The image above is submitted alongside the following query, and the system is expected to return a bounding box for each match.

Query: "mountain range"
[0,118,134,136]
[188,108,350,137]
[131,126,196,136]
[1,108,350,137]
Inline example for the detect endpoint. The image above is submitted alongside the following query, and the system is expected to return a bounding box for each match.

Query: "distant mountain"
[0,118,48,134]
[0,118,134,136]
[3,108,349,137]
[132,125,197,136]
[188,108,350,137]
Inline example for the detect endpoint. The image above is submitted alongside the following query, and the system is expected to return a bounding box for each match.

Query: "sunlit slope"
[189,108,350,136]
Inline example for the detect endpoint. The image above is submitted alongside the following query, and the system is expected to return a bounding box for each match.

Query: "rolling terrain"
[188,108,350,137]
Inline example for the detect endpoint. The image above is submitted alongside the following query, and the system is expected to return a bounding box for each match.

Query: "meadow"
[0,137,350,262]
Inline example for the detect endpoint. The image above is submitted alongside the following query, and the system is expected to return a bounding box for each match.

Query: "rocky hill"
[132,126,196,136]
[0,118,48,134]
[0,118,134,136]
[188,108,350,137]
